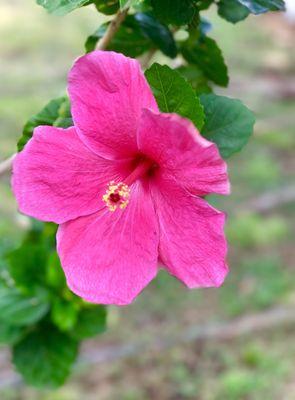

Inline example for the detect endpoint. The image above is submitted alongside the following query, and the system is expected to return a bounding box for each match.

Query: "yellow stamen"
[102,181,130,212]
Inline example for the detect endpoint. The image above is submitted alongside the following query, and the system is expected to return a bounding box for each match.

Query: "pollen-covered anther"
[102,181,130,212]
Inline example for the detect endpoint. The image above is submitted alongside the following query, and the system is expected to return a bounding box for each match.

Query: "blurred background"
[0,0,295,399]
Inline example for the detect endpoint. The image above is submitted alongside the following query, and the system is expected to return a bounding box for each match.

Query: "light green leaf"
[200,94,255,158]
[51,299,79,332]
[71,306,107,340]
[36,0,91,15]
[13,324,79,388]
[18,96,72,152]
[0,324,25,345]
[120,0,141,9]
[145,63,204,130]
[238,0,285,14]
[0,287,50,326]
[46,251,66,290]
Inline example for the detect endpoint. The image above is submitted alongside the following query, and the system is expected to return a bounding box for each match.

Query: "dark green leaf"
[36,0,91,15]
[145,63,204,129]
[13,324,79,388]
[0,324,25,345]
[7,243,48,288]
[18,96,72,152]
[135,13,177,58]
[151,0,196,25]
[0,287,49,326]
[218,0,250,23]
[194,0,214,10]
[93,0,119,14]
[85,16,150,57]
[71,306,107,340]
[200,94,255,158]
[238,0,285,14]
[181,36,229,87]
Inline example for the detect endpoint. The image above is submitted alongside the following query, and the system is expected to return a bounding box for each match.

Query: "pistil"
[124,158,155,186]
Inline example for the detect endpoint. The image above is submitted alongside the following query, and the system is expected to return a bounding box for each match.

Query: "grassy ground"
[0,1,295,399]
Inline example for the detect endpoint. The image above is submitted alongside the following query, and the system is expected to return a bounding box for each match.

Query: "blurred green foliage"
[1,221,107,387]
[0,0,291,393]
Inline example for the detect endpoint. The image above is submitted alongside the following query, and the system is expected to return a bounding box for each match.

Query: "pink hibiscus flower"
[12,51,230,305]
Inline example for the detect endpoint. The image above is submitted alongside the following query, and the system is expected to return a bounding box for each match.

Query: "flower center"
[102,156,156,212]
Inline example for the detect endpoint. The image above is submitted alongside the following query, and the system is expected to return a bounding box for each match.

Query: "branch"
[0,154,15,177]
[95,8,129,50]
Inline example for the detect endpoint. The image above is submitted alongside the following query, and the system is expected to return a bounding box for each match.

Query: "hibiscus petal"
[56,181,159,305]
[12,126,128,224]
[151,178,228,288]
[68,51,158,160]
[138,109,230,196]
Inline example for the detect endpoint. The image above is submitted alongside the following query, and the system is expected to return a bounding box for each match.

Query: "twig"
[0,154,15,177]
[95,7,129,50]
[141,48,157,70]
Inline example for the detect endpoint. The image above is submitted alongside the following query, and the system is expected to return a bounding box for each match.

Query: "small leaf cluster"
[1,221,107,388]
[6,0,285,389]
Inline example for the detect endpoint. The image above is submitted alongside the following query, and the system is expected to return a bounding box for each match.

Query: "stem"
[141,48,157,70]
[95,8,129,50]
[0,154,15,177]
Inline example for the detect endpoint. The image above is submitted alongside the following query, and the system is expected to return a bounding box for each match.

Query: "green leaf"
[181,36,229,87]
[0,287,50,326]
[18,96,72,152]
[0,324,25,345]
[85,16,150,57]
[86,14,176,58]
[135,13,177,58]
[93,0,119,14]
[51,299,79,332]
[151,0,196,25]
[177,65,212,95]
[53,97,72,128]
[71,306,107,340]
[7,243,48,288]
[145,63,204,130]
[13,324,79,388]
[218,0,250,23]
[46,251,66,290]
[120,0,141,9]
[36,0,91,15]
[194,0,214,10]
[238,0,285,14]
[200,94,255,158]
